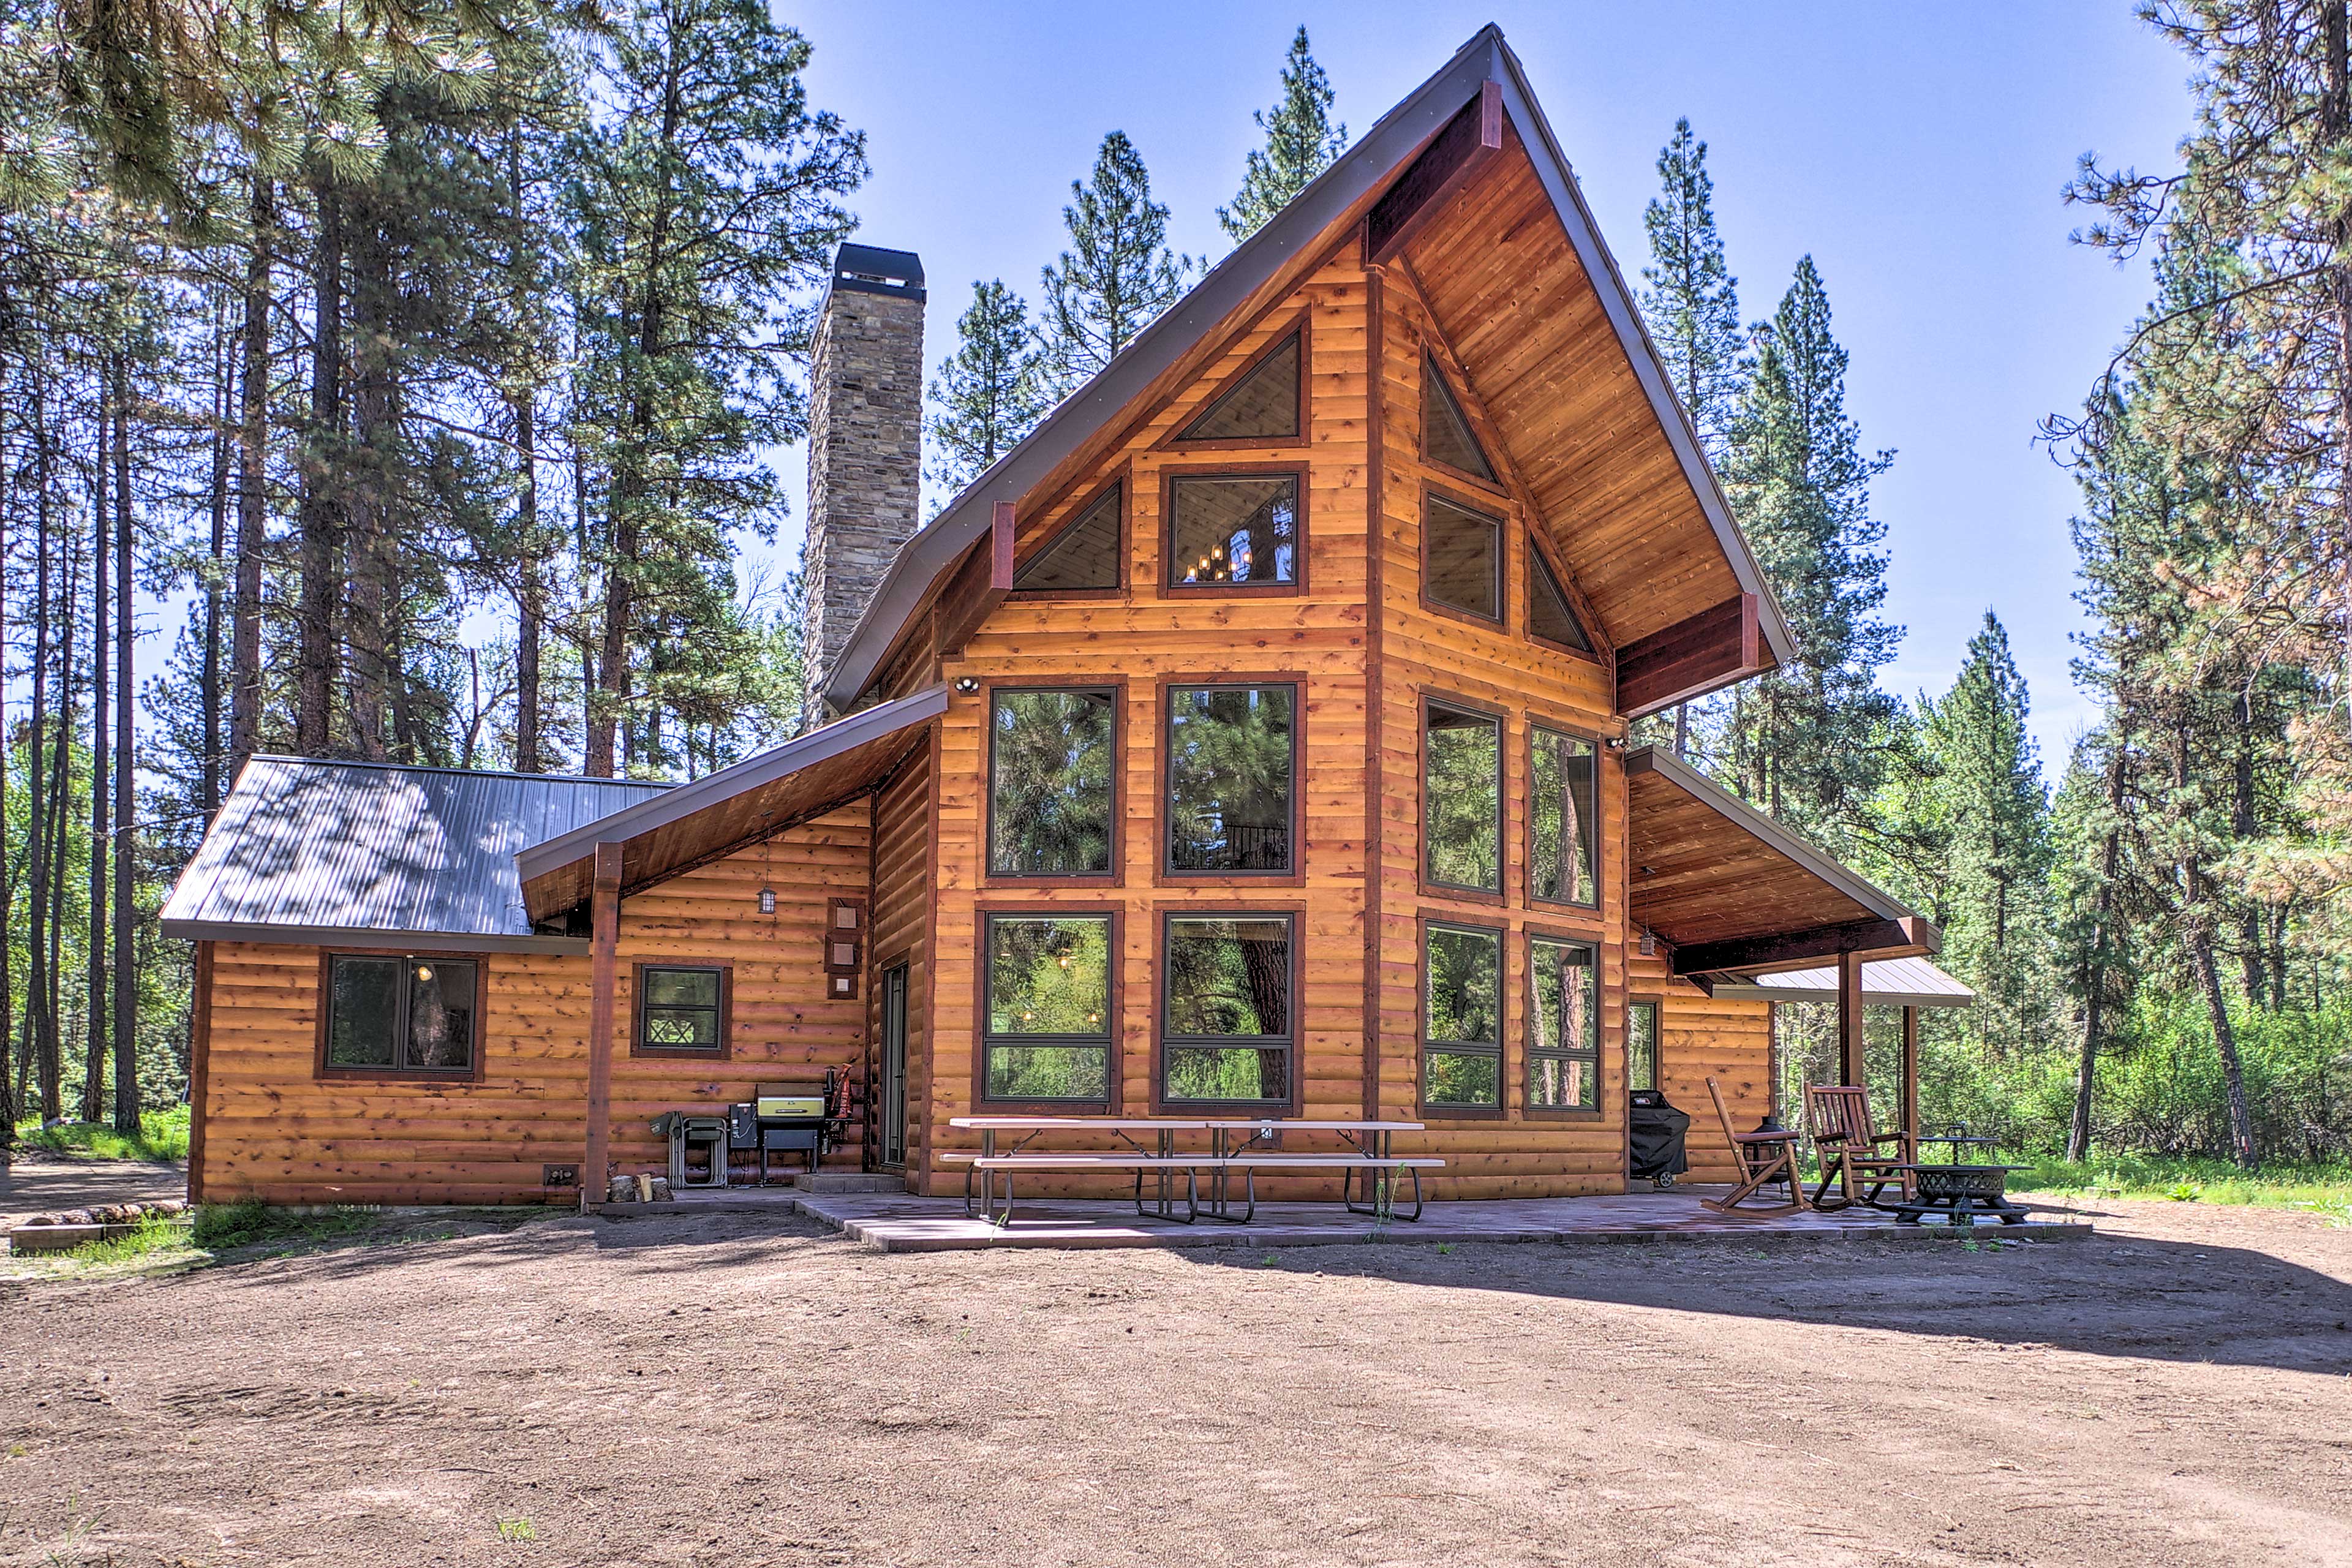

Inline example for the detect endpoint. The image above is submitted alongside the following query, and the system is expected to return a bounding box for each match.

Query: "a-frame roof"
[826,23,1794,709]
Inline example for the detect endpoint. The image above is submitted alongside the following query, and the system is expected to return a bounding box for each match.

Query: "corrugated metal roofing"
[1701,957,1977,1009]
[160,757,669,950]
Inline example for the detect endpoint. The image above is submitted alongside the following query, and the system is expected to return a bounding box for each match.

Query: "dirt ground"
[3,1197,2348,1568]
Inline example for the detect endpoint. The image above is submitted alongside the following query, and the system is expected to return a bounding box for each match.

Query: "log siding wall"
[193,807,873,1205]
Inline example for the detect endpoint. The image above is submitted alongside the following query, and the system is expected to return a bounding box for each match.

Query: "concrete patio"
[624,1182,2094,1252]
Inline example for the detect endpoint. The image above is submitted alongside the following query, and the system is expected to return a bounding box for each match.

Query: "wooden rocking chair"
[1801,1083,1915,1212]
[1698,1076,1806,1215]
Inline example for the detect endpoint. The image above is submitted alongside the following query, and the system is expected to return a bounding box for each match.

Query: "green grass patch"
[190,1199,385,1253]
[12,1105,189,1162]
[2010,1152,2352,1221]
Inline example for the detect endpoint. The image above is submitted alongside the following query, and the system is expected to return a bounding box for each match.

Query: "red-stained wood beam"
[1838,948,1866,1087]
[1368,81,1504,265]
[582,842,623,1210]
[187,940,214,1204]
[1616,594,1766,718]
[989,501,1015,590]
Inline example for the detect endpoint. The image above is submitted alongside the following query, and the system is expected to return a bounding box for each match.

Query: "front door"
[878,963,908,1167]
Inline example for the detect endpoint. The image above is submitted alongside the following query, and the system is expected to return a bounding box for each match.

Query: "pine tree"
[927,280,1047,500]
[1218,27,1347,242]
[1637,118,1743,459]
[1038,131,1190,394]
[1719,256,1901,849]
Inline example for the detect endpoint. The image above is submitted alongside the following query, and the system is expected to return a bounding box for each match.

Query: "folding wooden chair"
[1698,1076,1806,1215]
[1801,1083,1915,1212]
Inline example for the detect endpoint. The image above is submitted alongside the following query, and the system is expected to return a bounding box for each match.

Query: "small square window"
[636,965,726,1056]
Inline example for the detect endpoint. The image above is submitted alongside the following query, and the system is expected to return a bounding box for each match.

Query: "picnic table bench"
[942,1117,1438,1226]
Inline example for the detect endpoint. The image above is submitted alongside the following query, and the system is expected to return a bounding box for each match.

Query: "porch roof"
[1624,746,1939,975]
[514,684,948,922]
[1697,956,1976,1009]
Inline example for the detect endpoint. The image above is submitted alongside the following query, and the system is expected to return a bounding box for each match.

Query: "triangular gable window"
[1178,332,1300,442]
[1014,483,1121,592]
[1529,544,1594,654]
[1423,352,1496,483]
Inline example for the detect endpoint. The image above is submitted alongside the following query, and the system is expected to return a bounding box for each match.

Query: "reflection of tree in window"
[1627,999,1659,1093]
[1163,917,1291,1102]
[989,690,1114,875]
[641,967,722,1050]
[326,955,478,1072]
[1167,685,1293,872]
[1531,726,1597,905]
[985,916,1112,1100]
[1529,937,1598,1110]
[1423,924,1501,1107]
[1425,703,1500,892]
[1169,475,1297,586]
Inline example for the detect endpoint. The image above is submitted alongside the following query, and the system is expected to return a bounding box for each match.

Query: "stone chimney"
[801,243,925,729]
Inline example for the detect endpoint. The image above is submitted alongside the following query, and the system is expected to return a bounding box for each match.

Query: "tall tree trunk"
[83,358,116,1124]
[2067,738,2128,1162]
[2231,691,2266,1005]
[47,531,78,1125]
[2189,918,2256,1168]
[2326,0,2352,717]
[345,211,391,759]
[203,290,230,820]
[508,129,545,775]
[1,380,16,1155]
[229,173,273,776]
[296,179,344,755]
[27,374,57,1124]
[113,346,138,1137]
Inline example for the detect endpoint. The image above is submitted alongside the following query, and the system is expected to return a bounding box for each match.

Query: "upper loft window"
[1014,483,1121,594]
[988,687,1117,878]
[324,953,480,1077]
[1425,491,1502,622]
[1167,473,1300,590]
[1178,331,1301,443]
[1423,352,1496,484]
[1528,543,1594,655]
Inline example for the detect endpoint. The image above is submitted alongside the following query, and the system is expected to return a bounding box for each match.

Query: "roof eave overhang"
[826,25,1792,708]
[160,921,590,956]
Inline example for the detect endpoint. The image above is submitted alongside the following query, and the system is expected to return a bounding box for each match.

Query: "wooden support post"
[186,941,215,1205]
[582,842,624,1210]
[1901,1003,1920,1163]
[1837,949,1864,1088]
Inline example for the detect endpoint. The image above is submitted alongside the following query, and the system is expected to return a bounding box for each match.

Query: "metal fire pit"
[1891,1163,2029,1226]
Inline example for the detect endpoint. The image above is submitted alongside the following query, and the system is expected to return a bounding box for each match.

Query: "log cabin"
[162,24,1950,1208]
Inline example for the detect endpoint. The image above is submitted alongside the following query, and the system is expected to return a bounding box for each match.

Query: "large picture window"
[323,953,480,1076]
[1422,922,1502,1110]
[988,687,1116,877]
[982,914,1114,1102]
[1167,473,1300,589]
[1528,937,1599,1112]
[1423,699,1502,894]
[1530,725,1598,907]
[1165,684,1296,875]
[635,965,727,1057]
[1161,915,1293,1106]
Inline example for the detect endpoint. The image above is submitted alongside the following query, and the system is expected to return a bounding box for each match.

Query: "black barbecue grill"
[726,1071,850,1184]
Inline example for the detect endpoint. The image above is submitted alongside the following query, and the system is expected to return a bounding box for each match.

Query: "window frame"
[1525,926,1605,1121]
[1006,473,1126,601]
[312,948,490,1084]
[1155,674,1307,886]
[1420,347,1507,497]
[1151,905,1304,1117]
[982,679,1126,888]
[1417,916,1507,1120]
[973,905,1122,1112]
[1526,529,1607,668]
[630,962,733,1060]
[1166,315,1311,451]
[1159,462,1310,598]
[1420,484,1507,630]
[1418,691,1507,905]
[1527,718,1604,914]
[1626,995,1663,1096]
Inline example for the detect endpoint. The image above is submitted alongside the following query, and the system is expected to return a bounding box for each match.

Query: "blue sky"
[777,1,2193,777]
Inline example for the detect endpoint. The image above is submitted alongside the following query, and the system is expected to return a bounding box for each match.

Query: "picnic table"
[943,1117,1436,1226]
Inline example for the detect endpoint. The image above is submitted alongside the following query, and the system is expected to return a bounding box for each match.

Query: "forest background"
[1,0,2345,1178]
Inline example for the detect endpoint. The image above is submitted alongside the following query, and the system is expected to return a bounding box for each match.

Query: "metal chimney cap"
[831,243,925,302]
